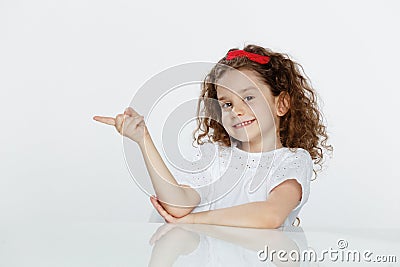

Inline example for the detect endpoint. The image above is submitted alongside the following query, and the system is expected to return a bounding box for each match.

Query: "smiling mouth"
[233,119,256,128]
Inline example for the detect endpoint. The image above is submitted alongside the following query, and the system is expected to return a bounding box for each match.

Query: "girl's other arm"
[193,179,301,228]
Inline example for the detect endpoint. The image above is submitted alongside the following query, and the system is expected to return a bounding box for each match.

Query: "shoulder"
[191,142,226,171]
[268,148,314,209]
[195,141,232,157]
[192,141,219,160]
[280,148,313,168]
[269,148,314,184]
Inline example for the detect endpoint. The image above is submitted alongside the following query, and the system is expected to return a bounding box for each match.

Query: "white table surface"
[1,222,399,266]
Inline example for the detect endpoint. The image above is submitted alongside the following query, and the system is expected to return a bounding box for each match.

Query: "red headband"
[226,50,270,64]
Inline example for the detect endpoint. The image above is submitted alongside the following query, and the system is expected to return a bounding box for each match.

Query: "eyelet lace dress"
[150,141,313,228]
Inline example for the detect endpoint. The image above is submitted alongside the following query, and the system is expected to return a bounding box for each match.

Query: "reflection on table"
[149,223,308,267]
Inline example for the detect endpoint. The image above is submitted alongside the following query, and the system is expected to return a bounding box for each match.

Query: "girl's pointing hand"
[93,107,149,144]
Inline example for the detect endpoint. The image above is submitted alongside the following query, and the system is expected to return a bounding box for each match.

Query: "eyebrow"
[217,87,258,101]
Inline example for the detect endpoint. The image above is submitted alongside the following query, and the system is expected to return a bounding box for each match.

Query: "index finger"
[93,116,116,126]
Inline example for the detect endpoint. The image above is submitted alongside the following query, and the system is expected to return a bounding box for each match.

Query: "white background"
[1,0,399,229]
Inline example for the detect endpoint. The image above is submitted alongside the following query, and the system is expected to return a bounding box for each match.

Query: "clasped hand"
[150,196,196,224]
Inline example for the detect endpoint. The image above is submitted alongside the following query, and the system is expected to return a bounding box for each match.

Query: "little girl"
[93,44,332,229]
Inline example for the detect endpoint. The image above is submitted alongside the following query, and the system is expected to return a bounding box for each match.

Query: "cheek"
[249,100,267,117]
[220,112,230,127]
[250,103,276,125]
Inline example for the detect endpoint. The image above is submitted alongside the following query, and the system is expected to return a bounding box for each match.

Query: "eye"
[221,102,232,109]
[244,96,254,101]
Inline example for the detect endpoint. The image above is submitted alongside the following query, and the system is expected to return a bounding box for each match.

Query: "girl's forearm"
[138,133,200,216]
[193,201,282,229]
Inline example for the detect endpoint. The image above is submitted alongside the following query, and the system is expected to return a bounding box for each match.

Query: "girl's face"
[216,68,279,149]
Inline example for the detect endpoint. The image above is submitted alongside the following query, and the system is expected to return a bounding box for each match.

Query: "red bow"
[226,50,270,64]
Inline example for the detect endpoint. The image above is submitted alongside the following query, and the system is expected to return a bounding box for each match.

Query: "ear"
[275,91,290,116]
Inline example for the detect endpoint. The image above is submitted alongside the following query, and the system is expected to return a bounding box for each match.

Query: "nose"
[232,101,247,116]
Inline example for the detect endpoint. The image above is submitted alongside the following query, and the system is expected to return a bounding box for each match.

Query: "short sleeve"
[268,149,313,212]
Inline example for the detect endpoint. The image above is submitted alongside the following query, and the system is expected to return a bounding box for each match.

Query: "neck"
[236,132,283,153]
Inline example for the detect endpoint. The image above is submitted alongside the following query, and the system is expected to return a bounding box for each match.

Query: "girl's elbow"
[164,205,194,218]
[181,185,201,207]
[261,214,284,229]
[271,217,284,229]
[193,193,201,207]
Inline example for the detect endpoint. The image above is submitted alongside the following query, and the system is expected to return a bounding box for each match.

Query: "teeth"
[235,120,253,127]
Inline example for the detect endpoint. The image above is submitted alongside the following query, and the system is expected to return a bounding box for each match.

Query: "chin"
[226,127,259,143]
[229,134,257,143]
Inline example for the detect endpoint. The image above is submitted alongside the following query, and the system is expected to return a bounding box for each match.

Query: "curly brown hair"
[192,44,333,173]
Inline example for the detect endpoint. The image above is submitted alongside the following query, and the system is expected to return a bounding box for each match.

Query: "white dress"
[150,142,313,227]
